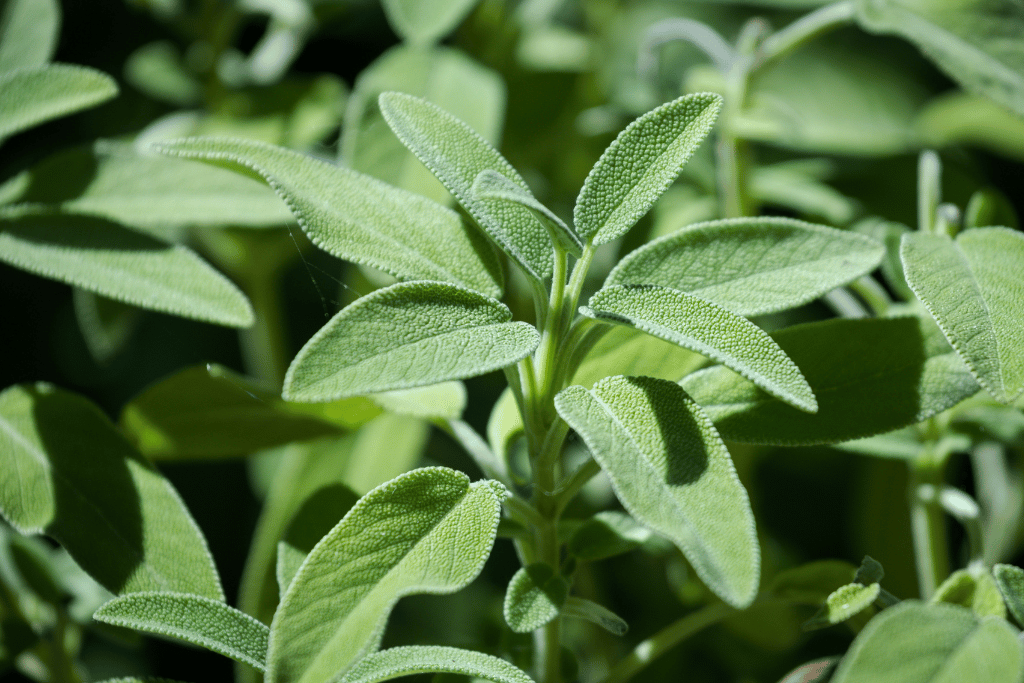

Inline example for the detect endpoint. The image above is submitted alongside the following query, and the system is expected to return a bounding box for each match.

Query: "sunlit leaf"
[276,483,360,596]
[0,0,59,72]
[570,326,705,390]
[381,0,481,45]
[473,169,582,256]
[993,564,1024,626]
[503,563,567,633]
[562,597,628,636]
[804,583,880,630]
[0,64,116,140]
[336,646,534,683]
[369,382,466,421]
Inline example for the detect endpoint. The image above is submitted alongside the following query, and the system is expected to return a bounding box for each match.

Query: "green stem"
[909,445,951,599]
[755,1,855,70]
[554,458,602,516]
[240,270,288,386]
[849,275,892,316]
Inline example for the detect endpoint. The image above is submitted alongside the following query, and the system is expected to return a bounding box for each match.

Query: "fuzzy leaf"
[369,382,466,421]
[0,384,223,599]
[607,218,884,316]
[381,0,481,45]
[0,0,59,72]
[555,376,759,608]
[94,592,269,671]
[156,137,502,298]
[993,564,1024,626]
[562,597,628,636]
[584,285,816,412]
[276,483,360,596]
[574,93,721,245]
[933,569,1007,619]
[570,326,705,390]
[503,564,568,633]
[283,281,539,402]
[266,467,506,683]
[568,511,653,562]
[335,646,534,683]
[902,228,1024,404]
[682,316,981,446]
[473,170,582,256]
[0,64,116,140]
[378,92,553,280]
[805,583,880,630]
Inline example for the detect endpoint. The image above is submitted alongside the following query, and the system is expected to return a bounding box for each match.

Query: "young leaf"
[473,170,583,256]
[265,467,506,683]
[573,93,721,245]
[570,326,705,389]
[155,137,502,298]
[681,316,981,446]
[0,0,59,72]
[93,592,269,671]
[0,64,117,140]
[0,211,254,328]
[381,0,481,45]
[606,218,885,316]
[378,92,553,280]
[993,564,1024,626]
[503,564,568,633]
[804,583,880,630]
[768,560,858,607]
[901,228,1024,403]
[932,570,1006,619]
[335,646,534,683]
[583,285,816,412]
[283,281,539,402]
[0,384,223,599]
[562,597,628,636]
[568,511,652,562]
[555,376,760,608]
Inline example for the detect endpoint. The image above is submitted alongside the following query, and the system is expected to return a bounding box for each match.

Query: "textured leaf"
[266,467,506,683]
[555,376,759,608]
[94,592,269,670]
[0,0,59,72]
[567,511,653,561]
[994,564,1024,626]
[0,211,254,327]
[607,218,885,316]
[768,560,858,606]
[381,0,481,45]
[0,64,116,140]
[335,646,534,683]
[276,483,360,596]
[562,597,628,636]
[805,583,880,629]
[682,316,981,446]
[902,228,1024,403]
[473,170,582,256]
[378,92,553,280]
[574,93,720,245]
[0,384,223,599]
[933,570,1006,619]
[584,285,816,412]
[830,601,1024,683]
[487,388,523,471]
[283,281,539,402]
[156,137,502,298]
[570,326,705,390]
[369,382,466,420]
[503,564,568,633]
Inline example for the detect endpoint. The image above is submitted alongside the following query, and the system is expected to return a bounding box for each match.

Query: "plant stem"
[240,270,288,386]
[909,443,951,599]
[849,275,892,316]
[755,1,855,69]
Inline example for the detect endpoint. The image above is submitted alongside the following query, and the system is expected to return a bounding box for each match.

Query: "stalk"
[909,443,951,598]
[755,1,856,69]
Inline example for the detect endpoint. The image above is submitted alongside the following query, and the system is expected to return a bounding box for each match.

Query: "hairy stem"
[909,447,951,598]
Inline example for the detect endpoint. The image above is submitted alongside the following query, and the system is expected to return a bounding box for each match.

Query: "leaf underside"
[336,646,534,683]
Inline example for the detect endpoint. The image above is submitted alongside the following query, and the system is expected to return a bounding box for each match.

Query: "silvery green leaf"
[94,592,269,671]
[607,218,884,316]
[378,92,553,281]
[0,210,254,328]
[993,564,1024,626]
[567,511,652,562]
[277,541,306,600]
[265,467,506,683]
[487,388,523,473]
[804,583,880,630]
[574,93,721,245]
[276,483,360,596]
[917,92,1024,162]
[555,376,759,608]
[503,563,568,633]
[562,597,628,636]
[334,646,534,683]
[902,228,1024,403]
[584,285,816,413]
[933,570,1006,619]
[570,326,705,390]
[369,382,466,420]
[0,384,223,600]
[283,281,539,402]
[156,137,502,298]
[381,0,481,45]
[473,170,582,256]
[0,0,59,72]
[0,64,117,140]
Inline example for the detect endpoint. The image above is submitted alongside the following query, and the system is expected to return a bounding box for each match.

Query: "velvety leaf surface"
[94,592,269,670]
[381,0,481,45]
[902,228,1024,403]
[0,64,117,140]
[266,467,506,683]
[369,382,466,420]
[283,281,539,402]
[584,285,816,412]
[378,92,553,280]
[574,93,721,245]
[276,483,360,596]
[570,326,705,390]
[0,384,223,599]
[607,218,884,316]
[933,569,1006,619]
[156,137,502,298]
[335,646,534,683]
[806,583,880,628]
[473,170,582,256]
[568,511,652,561]
[555,376,759,608]
[0,0,59,72]
[994,564,1024,626]
[503,564,567,633]
[562,597,628,636]
[681,316,981,445]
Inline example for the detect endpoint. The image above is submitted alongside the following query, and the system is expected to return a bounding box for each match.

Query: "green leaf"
[0,211,254,328]
[775,658,840,683]
[156,137,502,298]
[804,583,880,630]
[93,592,269,671]
[574,93,721,245]
[607,217,885,316]
[768,560,858,606]
[487,388,523,474]
[0,0,59,72]
[73,289,140,364]
[933,569,1007,619]
[917,92,1024,162]
[994,564,1024,626]
[335,646,534,683]
[381,0,481,45]
[0,64,117,140]
[276,483,359,596]
[555,376,759,608]
[266,467,506,683]
[0,384,223,599]
[378,92,553,281]
[368,382,466,421]
[830,601,1024,683]
[570,326,705,390]
[835,427,928,461]
[283,281,539,402]
[902,228,1024,403]
[584,285,816,412]
[567,511,653,561]
[473,170,582,256]
[682,315,981,446]
[562,597,628,636]
[503,563,568,633]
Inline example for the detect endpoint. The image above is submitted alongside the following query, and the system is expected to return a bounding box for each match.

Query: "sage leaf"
[378,92,553,280]
[584,285,816,413]
[503,563,568,633]
[993,564,1024,626]
[276,483,360,595]
[901,228,1024,403]
[283,281,539,402]
[555,376,759,608]
[335,646,534,683]
[0,384,223,599]
[830,601,1024,683]
[562,597,628,636]
[156,137,502,298]
[804,583,880,630]
[607,217,885,316]
[266,467,506,683]
[933,569,1006,619]
[381,0,481,45]
[93,592,269,671]
[0,64,117,140]
[0,0,59,72]
[573,93,721,245]
[0,211,254,328]
[568,511,653,562]
[682,316,981,446]
[487,388,523,473]
[369,382,466,420]
[570,326,705,390]
[473,170,583,256]
[73,289,140,364]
